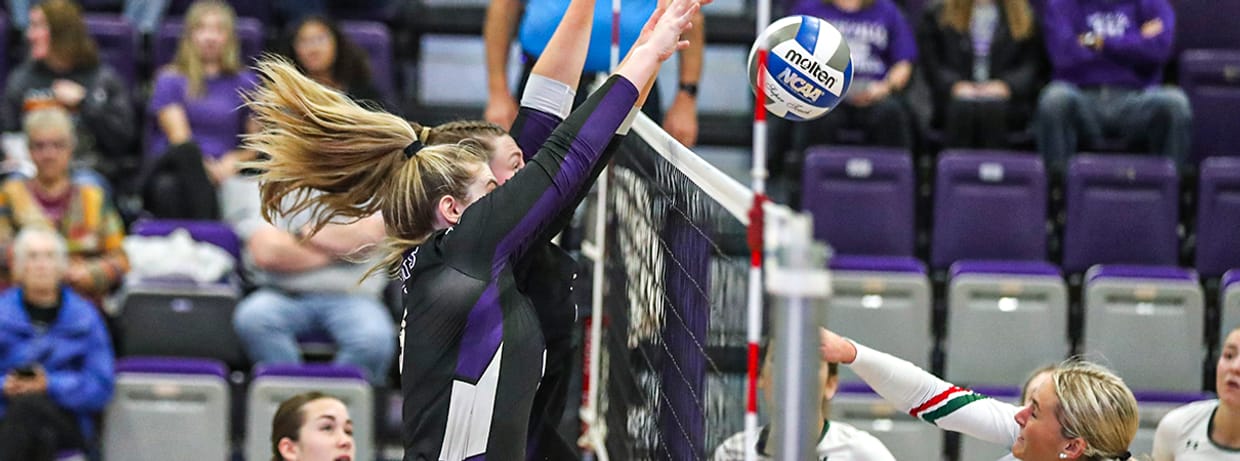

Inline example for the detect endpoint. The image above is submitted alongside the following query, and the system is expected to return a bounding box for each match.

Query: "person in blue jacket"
[0,227,115,461]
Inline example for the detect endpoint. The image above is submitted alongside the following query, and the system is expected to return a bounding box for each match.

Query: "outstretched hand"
[820,327,859,364]
[637,0,703,63]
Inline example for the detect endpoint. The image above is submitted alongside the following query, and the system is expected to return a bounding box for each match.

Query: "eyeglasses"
[29,139,70,151]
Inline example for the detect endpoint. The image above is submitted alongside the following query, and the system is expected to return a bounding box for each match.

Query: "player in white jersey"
[712,342,895,461]
[1153,326,1240,460]
[819,328,1139,461]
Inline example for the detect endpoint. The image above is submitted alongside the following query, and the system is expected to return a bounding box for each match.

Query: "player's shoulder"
[824,421,896,460]
[1162,399,1218,427]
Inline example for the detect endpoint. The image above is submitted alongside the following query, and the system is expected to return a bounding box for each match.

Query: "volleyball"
[748,15,853,121]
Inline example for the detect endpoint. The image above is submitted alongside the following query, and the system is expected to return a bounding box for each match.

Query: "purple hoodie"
[1041,0,1175,87]
[790,0,918,82]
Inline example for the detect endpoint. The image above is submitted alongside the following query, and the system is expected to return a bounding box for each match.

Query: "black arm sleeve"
[441,75,639,278]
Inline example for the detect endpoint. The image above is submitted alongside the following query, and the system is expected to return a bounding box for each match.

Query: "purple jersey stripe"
[452,77,638,381]
[455,284,504,380]
[515,109,562,163]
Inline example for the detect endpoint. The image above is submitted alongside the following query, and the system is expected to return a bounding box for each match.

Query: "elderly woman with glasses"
[0,107,128,305]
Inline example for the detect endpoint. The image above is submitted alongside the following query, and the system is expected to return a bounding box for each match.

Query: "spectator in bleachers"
[0,108,129,305]
[1034,0,1190,170]
[770,0,916,206]
[280,15,390,111]
[0,227,115,461]
[144,0,259,220]
[1152,326,1240,460]
[270,391,355,461]
[1,0,137,186]
[783,0,917,150]
[917,0,1044,149]
[712,340,895,460]
[484,0,704,146]
[220,175,395,387]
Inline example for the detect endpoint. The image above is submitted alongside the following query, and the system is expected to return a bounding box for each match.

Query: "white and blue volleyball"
[748,15,853,121]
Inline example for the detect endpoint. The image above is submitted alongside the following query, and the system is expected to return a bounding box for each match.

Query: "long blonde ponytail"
[243,56,487,277]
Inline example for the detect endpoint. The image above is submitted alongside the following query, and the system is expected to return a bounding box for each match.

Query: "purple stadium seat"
[151,16,264,71]
[0,15,8,90]
[246,362,375,461]
[252,362,367,381]
[1223,269,1240,337]
[84,14,139,90]
[105,356,231,461]
[330,1,401,22]
[829,254,925,273]
[1083,264,1204,391]
[1062,154,1179,274]
[116,356,229,377]
[802,146,914,258]
[1179,50,1240,164]
[340,20,395,104]
[122,220,245,367]
[931,150,1047,269]
[1173,0,1240,54]
[1196,156,1240,277]
[131,218,241,260]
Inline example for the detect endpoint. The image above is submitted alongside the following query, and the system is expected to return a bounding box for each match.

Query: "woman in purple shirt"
[143,0,259,220]
[1034,0,1189,170]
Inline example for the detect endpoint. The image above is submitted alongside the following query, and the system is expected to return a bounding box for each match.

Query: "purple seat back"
[253,363,367,381]
[131,218,242,260]
[1179,50,1240,164]
[1062,154,1179,273]
[84,14,139,89]
[330,2,401,22]
[341,20,395,103]
[1133,390,1211,405]
[1196,156,1240,277]
[1174,0,1240,54]
[117,356,228,378]
[802,146,915,257]
[931,150,1047,269]
[152,17,264,71]
[1225,269,1240,291]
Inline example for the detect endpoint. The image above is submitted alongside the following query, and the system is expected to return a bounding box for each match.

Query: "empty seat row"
[805,148,1240,277]
[102,357,374,461]
[807,148,1231,393]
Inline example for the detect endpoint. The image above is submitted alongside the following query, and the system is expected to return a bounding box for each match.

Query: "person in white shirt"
[818,327,1138,461]
[712,340,895,461]
[1153,326,1240,460]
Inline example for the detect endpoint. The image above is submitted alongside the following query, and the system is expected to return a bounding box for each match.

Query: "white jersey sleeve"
[849,341,1022,446]
[1152,400,1240,460]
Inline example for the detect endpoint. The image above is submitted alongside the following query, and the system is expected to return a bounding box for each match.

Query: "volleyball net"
[577,113,830,460]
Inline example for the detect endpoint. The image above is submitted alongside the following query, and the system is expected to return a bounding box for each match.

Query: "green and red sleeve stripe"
[908,386,989,424]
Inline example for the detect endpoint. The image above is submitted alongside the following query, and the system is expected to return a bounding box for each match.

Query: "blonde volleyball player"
[241,0,704,458]
[819,328,1139,461]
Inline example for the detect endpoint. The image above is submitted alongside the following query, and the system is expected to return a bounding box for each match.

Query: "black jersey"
[509,107,626,461]
[399,76,638,461]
